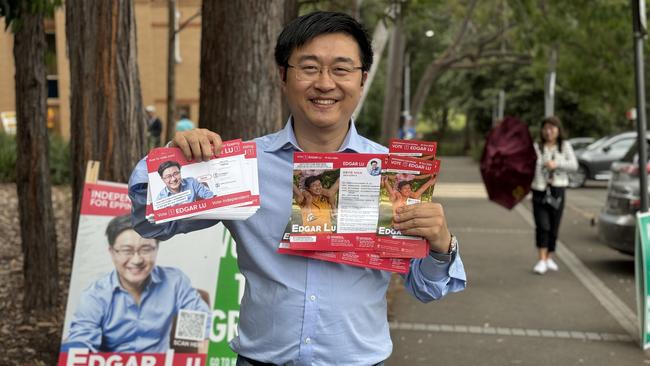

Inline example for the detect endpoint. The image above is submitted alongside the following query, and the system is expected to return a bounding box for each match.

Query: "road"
[386,156,650,366]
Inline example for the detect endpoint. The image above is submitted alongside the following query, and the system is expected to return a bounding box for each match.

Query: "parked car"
[598,137,650,255]
[569,131,638,188]
[568,137,595,153]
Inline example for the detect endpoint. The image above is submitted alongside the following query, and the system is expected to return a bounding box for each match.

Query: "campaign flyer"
[277,245,410,274]
[59,181,243,366]
[376,156,441,258]
[389,139,437,160]
[288,152,384,251]
[146,139,253,223]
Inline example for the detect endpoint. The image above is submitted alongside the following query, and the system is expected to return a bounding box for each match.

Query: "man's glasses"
[287,63,363,82]
[111,245,157,259]
[162,171,181,181]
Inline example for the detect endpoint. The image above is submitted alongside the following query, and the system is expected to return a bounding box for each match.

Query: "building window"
[45,32,58,99]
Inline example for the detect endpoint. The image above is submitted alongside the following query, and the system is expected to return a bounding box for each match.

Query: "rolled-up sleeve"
[403,245,467,303]
[128,157,219,241]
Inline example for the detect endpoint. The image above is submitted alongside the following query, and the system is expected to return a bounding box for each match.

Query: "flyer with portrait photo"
[146,139,254,223]
[288,152,384,251]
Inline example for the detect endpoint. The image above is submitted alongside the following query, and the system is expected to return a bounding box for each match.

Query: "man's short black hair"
[304,175,322,190]
[158,160,181,177]
[275,11,373,72]
[397,180,412,191]
[371,161,378,165]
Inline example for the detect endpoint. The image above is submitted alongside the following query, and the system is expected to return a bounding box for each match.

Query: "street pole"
[497,89,505,120]
[544,48,557,118]
[632,0,648,213]
[403,52,411,118]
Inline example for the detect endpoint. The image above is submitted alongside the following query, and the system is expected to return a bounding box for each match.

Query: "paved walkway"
[386,156,650,366]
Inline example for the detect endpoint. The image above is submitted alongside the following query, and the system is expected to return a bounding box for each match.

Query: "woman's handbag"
[543,185,563,210]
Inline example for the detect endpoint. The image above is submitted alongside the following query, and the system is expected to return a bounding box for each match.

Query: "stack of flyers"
[278,139,441,273]
[145,140,260,223]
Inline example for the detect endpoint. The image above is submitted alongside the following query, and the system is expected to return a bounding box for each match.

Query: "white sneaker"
[546,258,559,271]
[533,260,547,275]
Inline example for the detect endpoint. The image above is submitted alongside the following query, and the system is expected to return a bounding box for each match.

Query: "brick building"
[0,0,201,141]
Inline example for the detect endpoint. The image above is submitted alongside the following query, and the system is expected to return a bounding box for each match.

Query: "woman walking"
[531,116,578,274]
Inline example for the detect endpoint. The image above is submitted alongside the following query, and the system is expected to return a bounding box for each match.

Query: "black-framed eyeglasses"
[287,63,363,82]
[111,245,157,259]
[162,171,181,181]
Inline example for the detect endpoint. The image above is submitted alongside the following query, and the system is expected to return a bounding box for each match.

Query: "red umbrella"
[480,116,537,209]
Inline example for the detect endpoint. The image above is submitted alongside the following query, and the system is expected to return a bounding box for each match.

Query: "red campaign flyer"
[389,139,437,160]
[277,245,410,274]
[146,139,253,223]
[288,152,384,251]
[376,156,441,258]
[145,142,260,222]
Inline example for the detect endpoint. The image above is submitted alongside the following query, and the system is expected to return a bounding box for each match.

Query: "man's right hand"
[171,129,223,162]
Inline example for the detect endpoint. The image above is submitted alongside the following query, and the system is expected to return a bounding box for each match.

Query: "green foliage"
[0,131,71,185]
[49,133,71,185]
[0,131,16,182]
[0,0,61,32]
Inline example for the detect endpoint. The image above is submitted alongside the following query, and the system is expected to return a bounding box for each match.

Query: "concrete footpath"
[385,156,650,366]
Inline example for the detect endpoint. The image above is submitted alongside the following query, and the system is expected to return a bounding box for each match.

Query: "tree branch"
[175,9,201,34]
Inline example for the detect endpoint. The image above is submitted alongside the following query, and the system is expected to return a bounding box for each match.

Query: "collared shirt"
[129,120,467,365]
[62,266,210,353]
[156,177,214,204]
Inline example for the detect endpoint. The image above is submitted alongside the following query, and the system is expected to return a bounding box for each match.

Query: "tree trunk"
[166,0,177,142]
[281,0,299,122]
[439,106,449,139]
[380,18,405,144]
[13,6,59,312]
[410,62,446,121]
[66,0,146,250]
[200,1,284,140]
[463,110,472,153]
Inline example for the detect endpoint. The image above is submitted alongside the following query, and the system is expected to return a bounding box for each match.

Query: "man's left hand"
[393,202,452,254]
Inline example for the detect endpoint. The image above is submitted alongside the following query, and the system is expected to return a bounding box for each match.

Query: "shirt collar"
[264,116,364,153]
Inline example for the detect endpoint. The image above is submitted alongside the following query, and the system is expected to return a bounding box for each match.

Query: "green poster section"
[207,229,242,365]
[636,212,650,349]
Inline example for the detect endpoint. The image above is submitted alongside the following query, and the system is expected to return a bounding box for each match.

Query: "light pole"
[632,0,648,213]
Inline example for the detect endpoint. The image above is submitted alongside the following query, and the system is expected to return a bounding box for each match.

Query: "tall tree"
[1,0,60,312]
[199,1,284,140]
[66,0,146,248]
[380,8,405,143]
[166,0,177,142]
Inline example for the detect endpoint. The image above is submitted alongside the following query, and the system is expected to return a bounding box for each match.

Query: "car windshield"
[621,140,650,163]
[585,136,609,151]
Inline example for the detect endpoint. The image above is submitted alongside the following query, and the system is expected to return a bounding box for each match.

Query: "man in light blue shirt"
[62,215,210,353]
[129,11,466,365]
[156,160,214,206]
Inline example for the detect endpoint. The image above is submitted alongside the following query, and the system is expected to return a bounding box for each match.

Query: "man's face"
[399,184,412,198]
[307,180,323,196]
[282,32,366,133]
[161,166,182,192]
[109,229,158,292]
[371,162,377,168]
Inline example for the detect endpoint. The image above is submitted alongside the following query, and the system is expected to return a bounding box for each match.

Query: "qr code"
[175,309,208,341]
